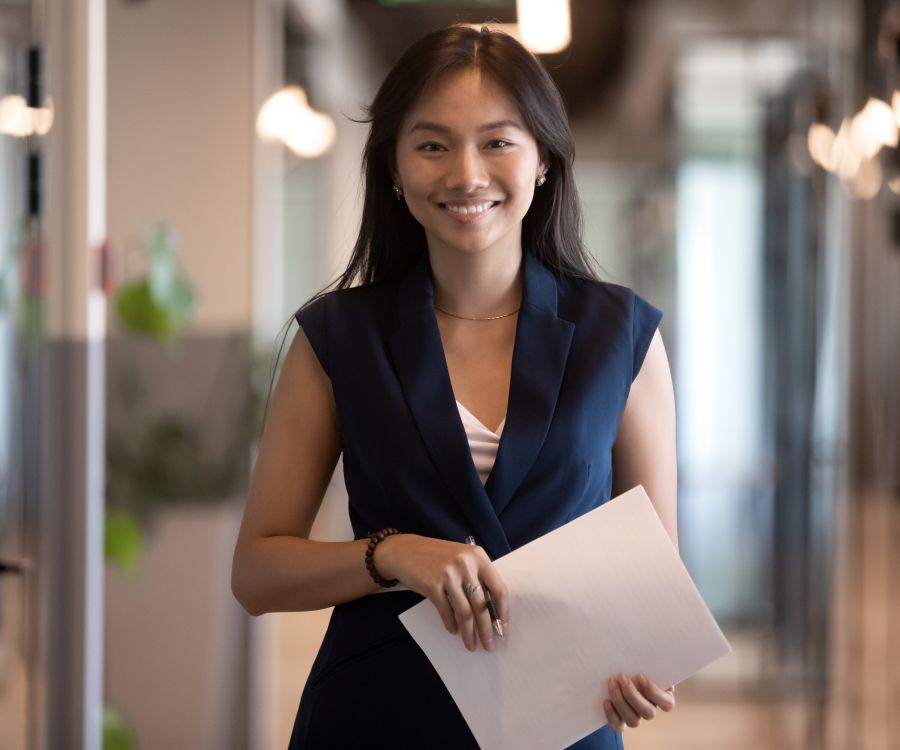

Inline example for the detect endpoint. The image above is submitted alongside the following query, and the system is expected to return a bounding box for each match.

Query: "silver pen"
[465,536,504,638]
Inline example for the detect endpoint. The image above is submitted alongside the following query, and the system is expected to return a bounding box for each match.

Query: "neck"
[428,244,523,319]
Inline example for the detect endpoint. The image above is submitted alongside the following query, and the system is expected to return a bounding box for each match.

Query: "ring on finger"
[463,582,483,599]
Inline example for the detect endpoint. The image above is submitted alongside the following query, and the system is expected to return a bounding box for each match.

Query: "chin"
[439,235,497,255]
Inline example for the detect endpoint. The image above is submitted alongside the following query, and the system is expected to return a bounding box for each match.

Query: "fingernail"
[485,638,494,651]
[638,673,647,687]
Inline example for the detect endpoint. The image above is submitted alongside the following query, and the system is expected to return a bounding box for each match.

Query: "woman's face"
[394,68,545,259]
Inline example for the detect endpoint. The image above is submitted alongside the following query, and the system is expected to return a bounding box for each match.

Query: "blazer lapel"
[387,249,575,559]
[485,252,575,516]
[388,251,509,557]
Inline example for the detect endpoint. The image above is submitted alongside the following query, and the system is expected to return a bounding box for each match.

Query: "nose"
[445,145,488,193]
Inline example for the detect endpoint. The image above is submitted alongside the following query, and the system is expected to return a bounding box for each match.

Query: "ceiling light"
[256,86,335,158]
[516,0,571,54]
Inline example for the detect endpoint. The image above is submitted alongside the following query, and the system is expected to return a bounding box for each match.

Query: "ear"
[537,149,550,179]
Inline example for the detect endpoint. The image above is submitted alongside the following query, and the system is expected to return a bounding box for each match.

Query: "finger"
[603,699,625,733]
[468,586,496,651]
[464,547,506,647]
[477,565,510,634]
[617,674,657,721]
[444,582,478,651]
[436,592,459,635]
[608,676,642,728]
[637,674,676,711]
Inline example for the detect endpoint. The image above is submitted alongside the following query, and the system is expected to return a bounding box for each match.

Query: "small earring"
[535,173,547,187]
[393,184,403,200]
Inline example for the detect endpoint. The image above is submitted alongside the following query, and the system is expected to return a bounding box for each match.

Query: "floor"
[622,684,808,750]
[624,630,810,750]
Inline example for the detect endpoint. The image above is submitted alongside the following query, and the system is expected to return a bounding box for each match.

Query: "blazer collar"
[387,249,575,559]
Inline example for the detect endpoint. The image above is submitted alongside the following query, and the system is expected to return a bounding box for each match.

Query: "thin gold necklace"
[433,303,520,321]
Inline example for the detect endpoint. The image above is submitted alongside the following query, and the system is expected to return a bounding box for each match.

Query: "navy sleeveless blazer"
[288,249,661,749]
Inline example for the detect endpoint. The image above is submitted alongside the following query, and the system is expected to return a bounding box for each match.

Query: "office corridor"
[0,0,897,748]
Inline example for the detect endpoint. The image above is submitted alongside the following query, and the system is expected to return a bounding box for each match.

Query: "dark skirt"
[288,591,624,749]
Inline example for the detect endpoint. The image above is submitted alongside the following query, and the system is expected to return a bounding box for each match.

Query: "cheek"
[394,149,420,189]
[511,162,538,194]
[397,165,435,200]
[402,192,437,231]
[511,178,536,209]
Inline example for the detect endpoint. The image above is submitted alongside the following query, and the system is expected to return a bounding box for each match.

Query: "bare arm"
[230,325,383,615]
[611,329,678,550]
[604,328,679,731]
[231,324,511,654]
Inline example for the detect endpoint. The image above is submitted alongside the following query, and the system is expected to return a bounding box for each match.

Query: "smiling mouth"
[438,201,501,217]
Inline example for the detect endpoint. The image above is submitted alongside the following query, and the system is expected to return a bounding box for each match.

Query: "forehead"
[401,68,525,133]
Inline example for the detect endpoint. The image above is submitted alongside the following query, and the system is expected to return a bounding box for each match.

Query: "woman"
[231,24,678,749]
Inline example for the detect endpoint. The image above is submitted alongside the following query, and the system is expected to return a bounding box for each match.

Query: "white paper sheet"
[398,485,732,750]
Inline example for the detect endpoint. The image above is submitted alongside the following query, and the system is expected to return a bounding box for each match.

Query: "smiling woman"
[231,23,676,750]
[393,69,546,265]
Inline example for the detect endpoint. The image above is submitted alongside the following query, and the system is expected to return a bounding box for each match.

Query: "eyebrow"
[407,119,524,135]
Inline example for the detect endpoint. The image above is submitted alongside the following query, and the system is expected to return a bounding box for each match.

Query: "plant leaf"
[105,510,143,575]
[103,706,136,750]
[115,280,176,340]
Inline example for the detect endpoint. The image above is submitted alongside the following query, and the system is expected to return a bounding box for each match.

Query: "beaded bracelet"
[365,527,401,588]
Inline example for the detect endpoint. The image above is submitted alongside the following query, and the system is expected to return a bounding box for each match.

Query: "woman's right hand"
[374,533,509,653]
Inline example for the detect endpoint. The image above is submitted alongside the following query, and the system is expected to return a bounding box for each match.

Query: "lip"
[437,200,501,224]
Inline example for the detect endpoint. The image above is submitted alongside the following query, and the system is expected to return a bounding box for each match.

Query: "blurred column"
[38,0,106,747]
[814,2,899,749]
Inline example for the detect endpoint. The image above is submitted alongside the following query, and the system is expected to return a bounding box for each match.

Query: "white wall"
[105,2,261,747]
[107,0,254,334]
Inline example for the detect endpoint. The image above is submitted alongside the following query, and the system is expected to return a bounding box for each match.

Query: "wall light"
[807,123,836,172]
[256,86,335,158]
[0,94,54,137]
[806,95,900,198]
[516,0,571,54]
[852,154,882,200]
[849,97,897,158]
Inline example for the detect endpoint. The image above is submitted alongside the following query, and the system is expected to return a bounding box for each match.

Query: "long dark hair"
[335,22,598,289]
[261,24,600,434]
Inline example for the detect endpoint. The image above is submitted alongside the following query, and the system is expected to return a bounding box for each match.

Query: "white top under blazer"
[454,399,505,484]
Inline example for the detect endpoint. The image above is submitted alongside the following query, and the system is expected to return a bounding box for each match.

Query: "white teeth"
[444,202,495,215]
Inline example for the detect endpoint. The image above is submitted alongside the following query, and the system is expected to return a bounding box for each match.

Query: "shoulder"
[558,275,661,326]
[293,279,395,326]
[558,275,663,381]
[292,280,400,370]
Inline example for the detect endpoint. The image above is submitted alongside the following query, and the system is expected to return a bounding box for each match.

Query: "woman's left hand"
[603,673,676,732]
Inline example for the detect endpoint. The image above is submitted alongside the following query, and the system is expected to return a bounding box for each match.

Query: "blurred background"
[0,0,897,748]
